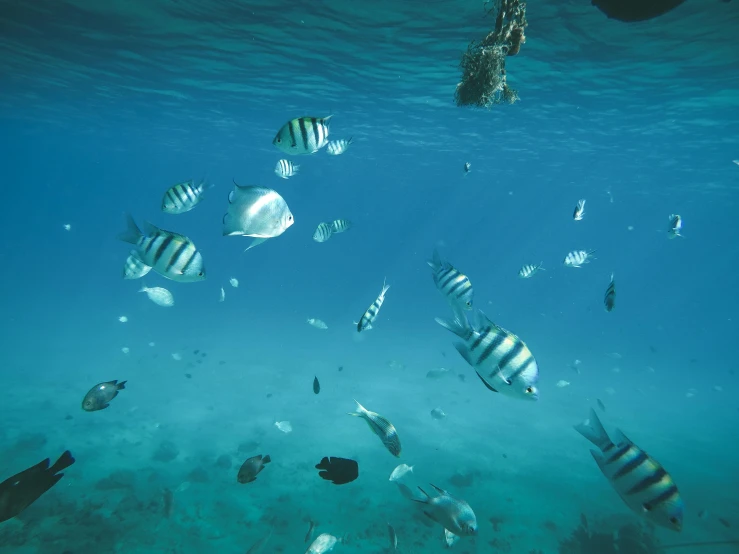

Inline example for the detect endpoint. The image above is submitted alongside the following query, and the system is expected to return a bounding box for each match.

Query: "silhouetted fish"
[82,380,127,411]
[313,376,320,395]
[237,454,271,484]
[592,0,686,21]
[315,456,358,485]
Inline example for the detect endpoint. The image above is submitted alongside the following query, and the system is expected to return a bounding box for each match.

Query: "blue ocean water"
[1,0,738,552]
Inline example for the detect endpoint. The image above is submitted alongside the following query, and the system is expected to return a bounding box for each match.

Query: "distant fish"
[348,399,401,457]
[313,222,333,243]
[574,408,684,531]
[463,162,471,174]
[426,367,451,379]
[604,273,616,312]
[570,359,582,374]
[573,199,586,221]
[275,421,293,434]
[564,249,596,268]
[161,179,213,214]
[430,407,447,420]
[518,262,544,279]
[556,380,570,388]
[229,277,239,288]
[428,250,474,315]
[139,285,175,307]
[273,116,332,155]
[606,352,622,360]
[305,521,317,543]
[82,380,127,411]
[313,376,320,395]
[123,250,152,280]
[223,182,294,251]
[387,523,398,551]
[307,318,328,329]
[63,224,71,231]
[389,464,414,482]
[413,484,478,537]
[667,214,683,239]
[444,529,460,548]
[330,219,352,234]
[275,159,300,179]
[121,347,130,354]
[118,316,128,323]
[305,533,341,554]
[219,287,225,302]
[396,482,420,501]
[357,278,390,332]
[326,137,353,156]
[237,454,271,484]
[315,457,358,485]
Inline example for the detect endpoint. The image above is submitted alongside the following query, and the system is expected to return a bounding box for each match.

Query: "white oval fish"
[275,421,293,434]
[307,318,328,330]
[139,285,174,307]
[305,533,341,554]
[229,277,239,288]
[389,464,414,482]
[223,182,294,251]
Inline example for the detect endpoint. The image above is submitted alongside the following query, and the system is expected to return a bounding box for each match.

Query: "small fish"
[305,533,341,554]
[556,380,570,388]
[307,318,328,329]
[606,352,622,360]
[444,529,459,548]
[315,456,358,485]
[463,162,471,174]
[428,250,473,315]
[357,278,390,332]
[330,219,352,234]
[389,464,414,482]
[604,273,616,312]
[573,199,586,221]
[313,222,333,243]
[275,421,293,433]
[275,159,300,179]
[718,517,731,528]
[313,376,320,395]
[229,277,239,288]
[413,484,478,536]
[273,116,332,155]
[426,367,450,379]
[118,316,128,323]
[733,160,739,167]
[396,482,420,501]
[348,399,401,457]
[564,249,596,268]
[63,224,71,231]
[570,359,582,374]
[246,529,273,554]
[122,250,152,280]
[518,262,544,279]
[121,347,130,354]
[326,137,353,156]
[597,398,606,412]
[139,285,175,307]
[387,523,398,551]
[171,353,182,361]
[82,380,127,411]
[574,408,683,531]
[219,287,225,302]
[237,454,271,484]
[161,179,213,214]
[305,521,317,543]
[222,182,294,251]
[430,407,447,420]
[667,214,682,238]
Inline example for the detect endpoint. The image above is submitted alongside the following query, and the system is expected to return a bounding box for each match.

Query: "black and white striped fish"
[330,219,352,233]
[161,180,213,214]
[435,310,539,401]
[348,399,401,457]
[118,214,206,283]
[357,278,390,332]
[574,409,684,531]
[273,116,332,155]
[275,159,300,179]
[313,222,333,243]
[604,273,616,312]
[564,249,595,268]
[326,137,353,156]
[573,199,586,221]
[667,214,682,238]
[123,250,152,280]
[518,262,544,279]
[428,250,474,314]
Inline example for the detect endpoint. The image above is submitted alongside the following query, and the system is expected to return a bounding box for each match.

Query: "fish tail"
[381,277,390,295]
[348,399,365,417]
[49,450,75,474]
[138,284,147,293]
[434,311,471,340]
[115,380,127,391]
[262,454,271,464]
[539,262,546,271]
[427,249,442,271]
[574,408,613,452]
[118,213,142,245]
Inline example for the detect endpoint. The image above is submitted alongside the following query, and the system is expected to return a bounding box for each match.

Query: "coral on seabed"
[558,514,665,554]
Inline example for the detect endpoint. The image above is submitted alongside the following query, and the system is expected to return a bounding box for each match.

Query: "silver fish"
[518,262,544,279]
[428,250,473,315]
[307,318,328,330]
[275,159,300,179]
[573,199,586,221]
[313,222,333,243]
[435,310,539,401]
[123,250,151,280]
[604,273,616,312]
[667,214,682,238]
[305,533,340,554]
[564,249,595,268]
[574,408,684,531]
[387,523,397,551]
[430,407,446,420]
[237,454,271,484]
[348,399,401,457]
[304,521,316,543]
[357,278,390,332]
[413,484,477,536]
[444,529,459,548]
[222,182,294,251]
[274,116,332,155]
[118,215,205,282]
[463,162,471,174]
[82,380,127,411]
[389,464,414,482]
[326,137,353,156]
[161,179,212,214]
[139,285,174,307]
[330,219,352,233]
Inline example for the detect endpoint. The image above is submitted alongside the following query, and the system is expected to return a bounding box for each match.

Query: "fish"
[326,137,353,156]
[313,222,333,243]
[389,464,414,482]
[275,159,300,179]
[229,277,239,288]
[427,250,473,315]
[139,285,175,307]
[430,407,447,420]
[118,215,206,282]
[63,224,71,231]
[413,484,478,536]
[564,249,596,268]
[0,450,75,522]
[219,287,225,302]
[604,273,616,312]
[426,367,451,379]
[556,380,570,388]
[573,199,586,221]
[237,454,271,483]
[82,380,127,411]
[518,262,544,279]
[396,482,421,501]
[305,521,317,543]
[307,318,328,330]
[597,399,606,412]
[123,250,152,280]
[387,523,398,550]
[161,179,213,214]
[315,456,358,485]
[463,162,471,174]
[222,182,294,251]
[435,310,539,401]
[592,0,686,22]
[246,529,273,554]
[330,219,352,233]
[275,421,293,433]
[273,116,332,155]
[357,278,390,332]
[348,399,401,456]
[574,408,684,531]
[118,316,128,323]
[121,347,130,354]
[444,529,460,548]
[667,214,682,239]
[313,376,320,394]
[305,533,341,554]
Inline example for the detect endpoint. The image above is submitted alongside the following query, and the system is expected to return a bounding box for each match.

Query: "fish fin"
[613,429,634,446]
[49,450,75,474]
[244,237,268,252]
[574,408,612,451]
[435,313,471,340]
[428,249,442,271]
[475,370,499,393]
[142,221,162,237]
[138,285,148,293]
[381,277,390,295]
[352,399,366,414]
[429,483,449,496]
[262,455,271,464]
[413,486,430,502]
[116,380,127,391]
[118,213,142,245]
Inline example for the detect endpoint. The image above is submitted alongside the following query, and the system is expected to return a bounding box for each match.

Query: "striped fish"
[273,116,332,155]
[123,250,151,280]
[667,214,682,238]
[357,278,390,332]
[275,159,299,179]
[330,219,352,233]
[118,214,206,283]
[326,137,353,156]
[573,199,586,221]
[564,249,595,268]
[435,310,539,401]
[428,250,474,314]
[604,273,616,312]
[574,408,684,531]
[348,400,401,457]
[518,262,544,279]
[161,180,212,215]
[313,222,333,243]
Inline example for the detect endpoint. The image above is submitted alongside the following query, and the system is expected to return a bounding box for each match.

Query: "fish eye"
[642,504,652,512]
[276,137,281,143]
[526,387,533,393]
[669,516,679,524]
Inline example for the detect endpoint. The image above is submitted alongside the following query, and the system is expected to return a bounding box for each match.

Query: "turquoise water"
[1,0,738,552]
